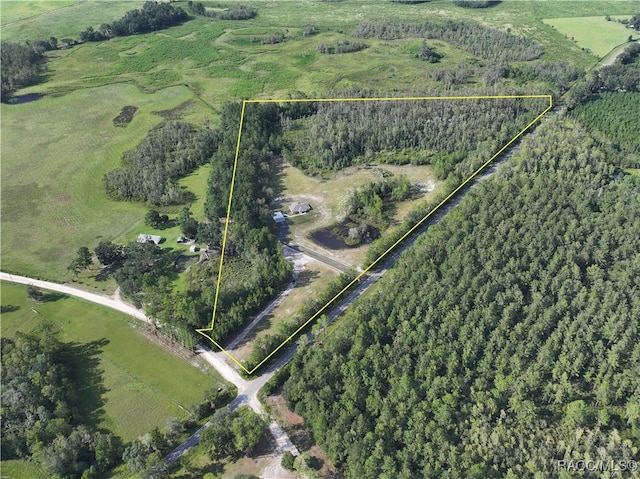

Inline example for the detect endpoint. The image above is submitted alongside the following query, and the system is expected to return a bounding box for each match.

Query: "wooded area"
[105,121,218,205]
[282,95,548,179]
[1,327,122,477]
[283,120,640,478]
[353,20,543,61]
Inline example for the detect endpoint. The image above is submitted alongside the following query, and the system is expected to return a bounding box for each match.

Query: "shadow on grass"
[64,338,109,430]
[0,304,20,313]
[41,291,66,303]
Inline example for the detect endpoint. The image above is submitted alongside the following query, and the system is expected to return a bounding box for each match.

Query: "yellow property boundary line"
[197,94,554,375]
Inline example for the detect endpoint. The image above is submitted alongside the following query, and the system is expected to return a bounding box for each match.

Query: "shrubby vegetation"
[353,20,543,61]
[317,39,367,54]
[346,174,412,230]
[0,41,46,101]
[188,2,258,20]
[105,121,218,205]
[79,1,189,42]
[283,121,640,478]
[1,326,122,477]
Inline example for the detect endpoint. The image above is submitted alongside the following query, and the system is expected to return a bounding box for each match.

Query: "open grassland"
[543,15,636,57]
[0,282,226,441]
[231,260,339,363]
[0,1,138,41]
[0,1,77,26]
[0,83,214,281]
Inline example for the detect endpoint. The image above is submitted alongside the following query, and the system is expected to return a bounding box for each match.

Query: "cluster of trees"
[188,2,257,20]
[282,94,548,178]
[346,174,412,230]
[105,121,218,205]
[571,92,640,166]
[0,41,47,101]
[199,407,266,460]
[416,40,442,62]
[283,121,640,477]
[1,327,122,478]
[71,239,174,306]
[316,39,367,54]
[79,1,189,42]
[353,20,543,61]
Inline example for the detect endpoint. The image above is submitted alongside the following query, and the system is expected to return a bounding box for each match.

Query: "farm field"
[543,15,635,57]
[0,83,213,281]
[0,282,227,441]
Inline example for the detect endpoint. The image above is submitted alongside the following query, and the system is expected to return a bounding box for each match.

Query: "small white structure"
[189,245,199,253]
[137,234,163,245]
[273,211,286,224]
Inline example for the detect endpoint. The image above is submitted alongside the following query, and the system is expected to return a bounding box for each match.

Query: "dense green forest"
[104,121,218,205]
[572,92,640,165]
[1,327,122,478]
[282,95,549,178]
[352,20,543,61]
[283,120,640,478]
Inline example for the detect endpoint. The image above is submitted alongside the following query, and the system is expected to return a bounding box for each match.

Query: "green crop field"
[0,282,226,441]
[543,15,635,57]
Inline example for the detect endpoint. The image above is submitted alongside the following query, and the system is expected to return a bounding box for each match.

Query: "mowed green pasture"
[543,16,635,57]
[0,1,140,41]
[0,282,226,441]
[0,460,48,479]
[0,83,213,281]
[0,1,77,26]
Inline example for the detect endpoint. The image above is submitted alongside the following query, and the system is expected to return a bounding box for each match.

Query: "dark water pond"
[311,227,349,249]
[311,220,380,250]
[7,93,42,104]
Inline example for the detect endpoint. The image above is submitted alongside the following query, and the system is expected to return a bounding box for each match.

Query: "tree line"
[282,120,640,478]
[352,20,543,61]
[79,1,189,42]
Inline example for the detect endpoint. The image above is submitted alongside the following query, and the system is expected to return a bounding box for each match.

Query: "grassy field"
[0,83,214,281]
[0,282,227,441]
[543,16,635,57]
[0,460,49,479]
